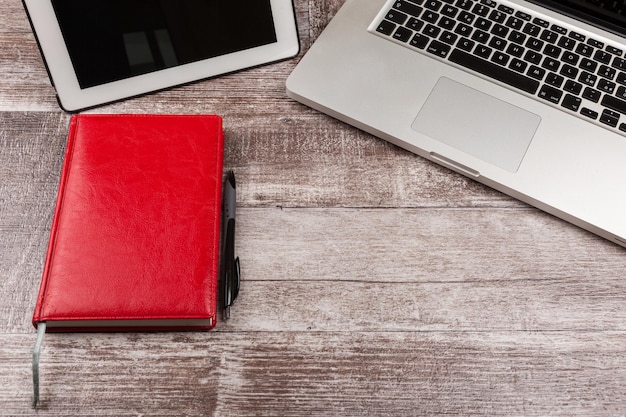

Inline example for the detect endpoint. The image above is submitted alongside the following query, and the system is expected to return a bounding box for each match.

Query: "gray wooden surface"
[2,0,626,415]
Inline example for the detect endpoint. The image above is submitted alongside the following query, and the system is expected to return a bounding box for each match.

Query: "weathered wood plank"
[0,2,33,33]
[5,207,625,333]
[3,332,626,416]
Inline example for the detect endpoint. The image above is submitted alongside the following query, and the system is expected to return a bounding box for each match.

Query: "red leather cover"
[33,114,224,331]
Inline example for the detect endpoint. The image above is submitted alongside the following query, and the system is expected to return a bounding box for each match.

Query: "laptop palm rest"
[412,77,541,172]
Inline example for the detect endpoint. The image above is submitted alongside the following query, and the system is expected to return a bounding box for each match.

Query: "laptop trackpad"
[411,77,541,172]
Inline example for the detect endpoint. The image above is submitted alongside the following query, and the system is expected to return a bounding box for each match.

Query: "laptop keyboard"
[370,0,626,136]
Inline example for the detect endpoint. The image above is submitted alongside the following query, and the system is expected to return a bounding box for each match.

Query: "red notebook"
[32,114,224,332]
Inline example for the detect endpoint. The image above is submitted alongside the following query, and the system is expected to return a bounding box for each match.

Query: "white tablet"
[23,0,300,111]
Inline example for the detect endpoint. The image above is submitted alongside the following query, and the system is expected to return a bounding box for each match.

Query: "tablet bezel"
[23,0,300,111]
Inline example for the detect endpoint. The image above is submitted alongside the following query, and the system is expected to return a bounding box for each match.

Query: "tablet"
[23,0,300,111]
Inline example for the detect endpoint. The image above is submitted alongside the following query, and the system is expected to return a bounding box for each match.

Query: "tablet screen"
[51,0,278,89]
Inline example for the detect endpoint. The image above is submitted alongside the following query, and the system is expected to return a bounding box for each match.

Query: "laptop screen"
[532,0,626,36]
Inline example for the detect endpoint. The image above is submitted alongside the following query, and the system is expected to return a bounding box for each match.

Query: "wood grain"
[3,332,626,416]
[2,0,626,415]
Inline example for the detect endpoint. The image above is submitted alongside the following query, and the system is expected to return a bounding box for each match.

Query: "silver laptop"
[286,0,626,247]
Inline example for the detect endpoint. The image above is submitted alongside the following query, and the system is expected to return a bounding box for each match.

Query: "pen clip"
[223,256,240,320]
[232,256,240,302]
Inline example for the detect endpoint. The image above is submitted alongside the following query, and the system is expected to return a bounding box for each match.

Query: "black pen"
[222,170,240,320]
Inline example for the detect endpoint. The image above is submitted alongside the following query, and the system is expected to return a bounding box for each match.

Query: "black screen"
[530,0,626,36]
[51,0,278,89]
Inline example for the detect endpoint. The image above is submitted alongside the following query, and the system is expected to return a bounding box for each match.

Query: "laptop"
[286,0,626,247]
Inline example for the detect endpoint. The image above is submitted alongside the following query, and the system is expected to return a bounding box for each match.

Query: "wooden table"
[2,1,626,415]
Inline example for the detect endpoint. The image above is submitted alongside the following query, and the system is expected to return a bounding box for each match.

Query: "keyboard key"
[579,71,597,86]
[580,58,598,72]
[613,57,626,71]
[475,17,492,30]
[575,43,593,57]
[491,51,510,66]
[546,72,564,88]
[580,107,598,120]
[439,16,457,29]
[407,17,425,31]
[601,94,626,115]
[540,30,558,43]
[600,109,619,127]
[544,44,562,58]
[515,11,532,21]
[561,94,582,111]
[551,24,567,35]
[386,10,409,24]
[620,123,626,133]
[426,39,451,57]
[527,65,546,80]
[606,46,624,56]
[598,79,616,94]
[598,65,617,80]
[394,0,425,17]
[471,29,490,43]
[424,0,443,11]
[489,9,506,23]
[508,30,526,44]
[564,79,582,95]
[562,51,580,65]
[410,33,430,49]
[448,49,540,94]
[587,38,603,49]
[582,87,601,102]
[594,50,612,64]
[455,23,473,37]
[509,58,527,73]
[618,72,626,86]
[442,4,460,17]
[569,31,585,42]
[557,37,576,50]
[472,3,490,16]
[458,10,475,24]
[475,44,492,58]
[423,10,440,22]
[533,18,549,28]
[560,64,578,79]
[424,24,442,37]
[541,57,560,72]
[489,36,506,50]
[377,20,397,35]
[393,26,413,42]
[498,4,514,14]
[506,43,525,57]
[456,0,473,10]
[522,23,541,37]
[618,85,626,100]
[491,24,509,38]
[526,38,544,51]
[538,84,563,103]
[506,16,524,30]
[524,50,542,65]
[440,31,459,44]
[457,37,475,51]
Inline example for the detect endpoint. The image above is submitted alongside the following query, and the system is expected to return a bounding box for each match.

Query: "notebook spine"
[32,116,79,326]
